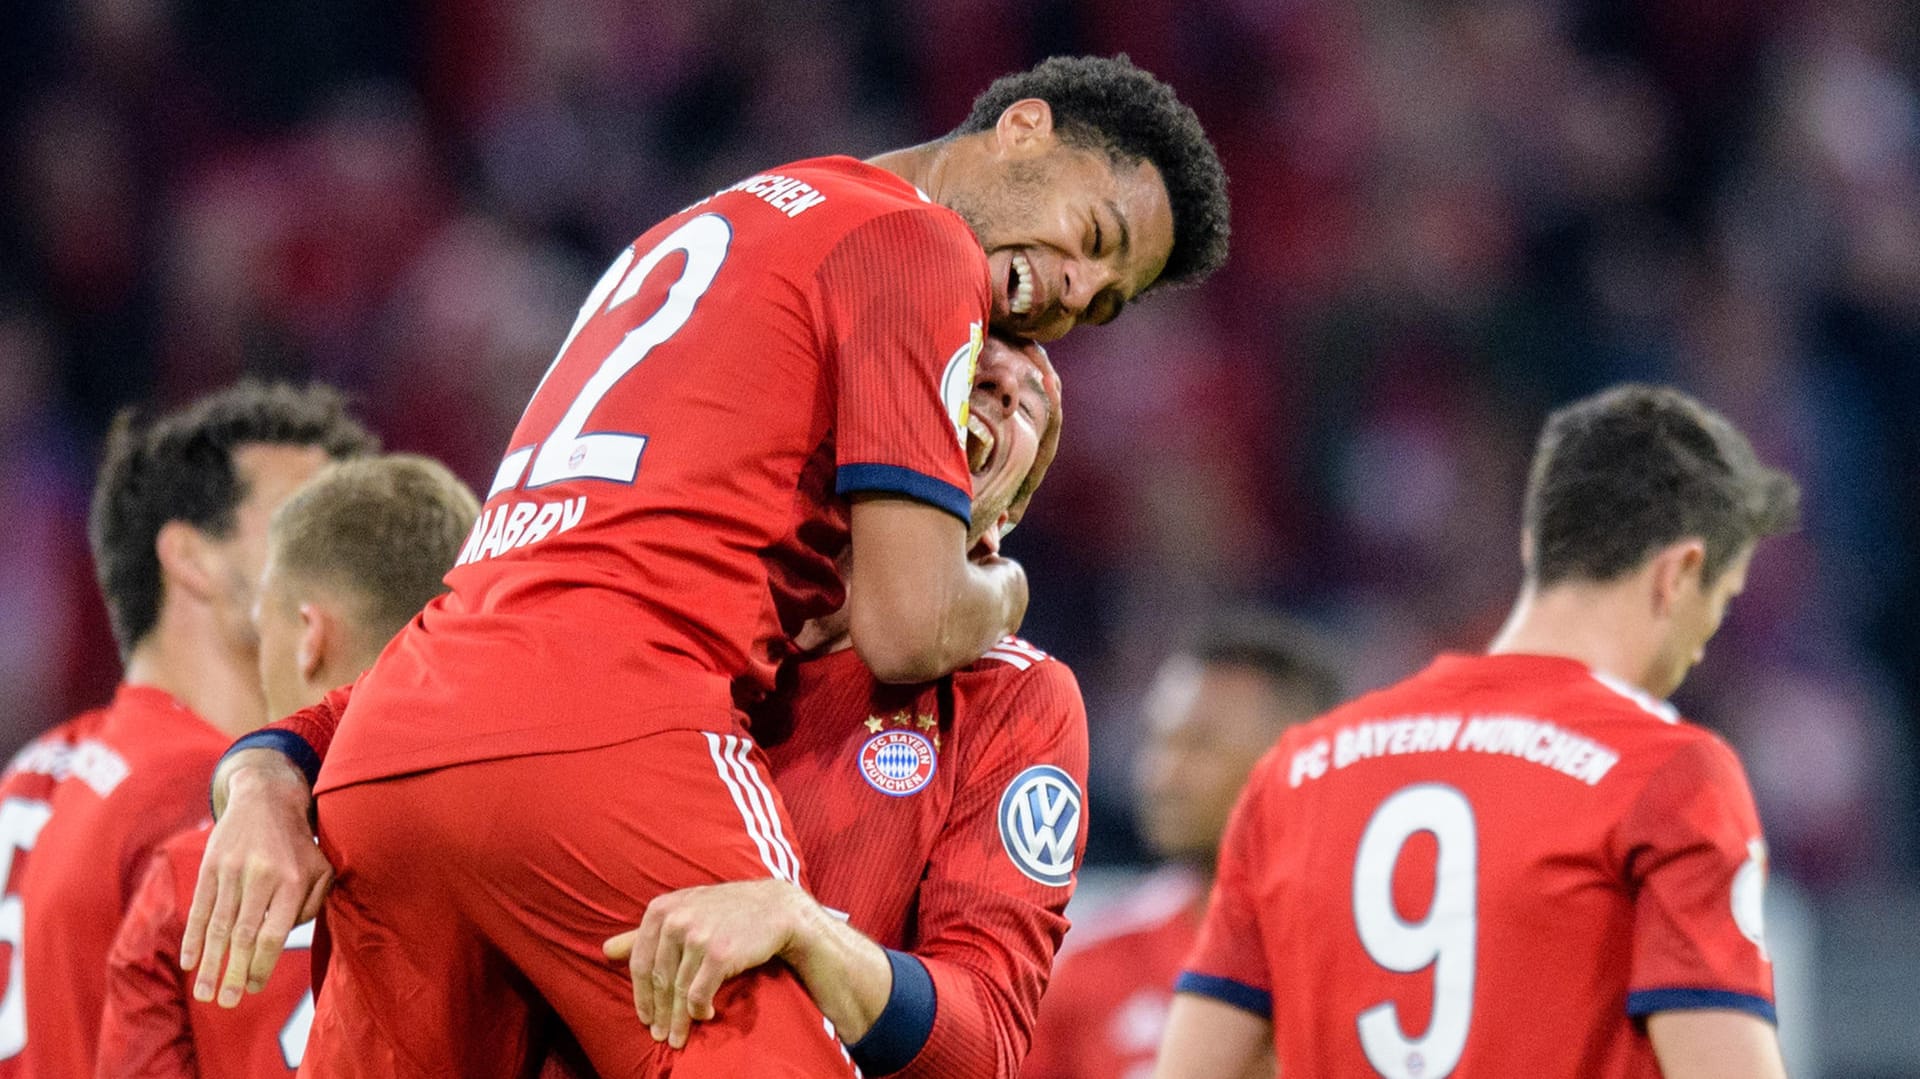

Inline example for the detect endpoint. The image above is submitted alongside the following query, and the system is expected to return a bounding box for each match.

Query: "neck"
[866,140,954,203]
[1487,580,1660,695]
[121,609,265,738]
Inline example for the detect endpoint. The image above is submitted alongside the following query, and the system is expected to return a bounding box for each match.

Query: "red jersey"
[1181,654,1775,1079]
[97,825,315,1078]
[756,637,1090,1078]
[1021,869,1204,1079]
[319,156,987,793]
[0,685,231,1079]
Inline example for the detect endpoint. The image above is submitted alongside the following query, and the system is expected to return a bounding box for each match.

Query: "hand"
[181,753,334,1008]
[1002,339,1061,533]
[602,879,812,1049]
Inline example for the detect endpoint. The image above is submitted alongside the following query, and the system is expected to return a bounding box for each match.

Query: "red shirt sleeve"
[97,841,197,1078]
[1178,750,1282,1018]
[890,657,1090,1079]
[1615,735,1776,1022]
[225,681,357,787]
[817,208,985,524]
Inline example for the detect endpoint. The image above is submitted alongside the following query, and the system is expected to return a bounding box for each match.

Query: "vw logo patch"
[998,765,1082,887]
[859,731,937,796]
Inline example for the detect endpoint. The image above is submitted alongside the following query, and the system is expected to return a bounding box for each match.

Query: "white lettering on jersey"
[1289,712,1620,788]
[3,738,130,798]
[708,173,829,218]
[455,496,588,566]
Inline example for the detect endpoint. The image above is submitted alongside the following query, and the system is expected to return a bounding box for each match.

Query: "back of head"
[1524,384,1801,588]
[953,54,1230,289]
[88,381,378,658]
[267,454,482,645]
[1192,607,1345,721]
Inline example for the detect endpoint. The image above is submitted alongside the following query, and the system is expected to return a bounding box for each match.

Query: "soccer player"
[1156,384,1799,1079]
[186,56,1227,1079]
[599,335,1083,1079]
[0,383,372,1079]
[95,454,480,1078]
[1021,611,1338,1079]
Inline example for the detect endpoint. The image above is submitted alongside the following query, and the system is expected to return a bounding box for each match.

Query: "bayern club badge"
[859,730,937,797]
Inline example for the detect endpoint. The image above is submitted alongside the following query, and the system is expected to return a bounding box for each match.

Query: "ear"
[294,602,335,683]
[1649,540,1706,617]
[993,98,1056,154]
[155,521,218,602]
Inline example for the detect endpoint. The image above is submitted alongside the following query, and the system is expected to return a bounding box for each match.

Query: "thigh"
[443,731,853,1078]
[302,777,538,1079]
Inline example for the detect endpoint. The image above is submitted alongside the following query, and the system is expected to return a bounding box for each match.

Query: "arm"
[181,682,352,1010]
[98,847,199,1078]
[1152,994,1272,1079]
[864,660,1088,1079]
[1647,1010,1787,1079]
[847,497,1026,683]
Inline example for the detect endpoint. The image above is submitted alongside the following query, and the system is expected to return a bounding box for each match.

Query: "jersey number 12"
[1351,784,1478,1079]
[488,213,733,498]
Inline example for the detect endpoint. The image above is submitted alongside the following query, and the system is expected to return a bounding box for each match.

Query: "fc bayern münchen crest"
[859,730,937,797]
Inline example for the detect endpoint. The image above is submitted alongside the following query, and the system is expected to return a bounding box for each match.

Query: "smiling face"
[964,336,1055,543]
[945,100,1176,343]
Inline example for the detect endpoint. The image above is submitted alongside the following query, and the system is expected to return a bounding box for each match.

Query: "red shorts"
[299,730,856,1079]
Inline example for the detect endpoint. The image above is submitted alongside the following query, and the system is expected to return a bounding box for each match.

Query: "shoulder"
[958,638,1086,726]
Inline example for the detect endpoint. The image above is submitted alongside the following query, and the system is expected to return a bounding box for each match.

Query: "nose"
[1059,257,1118,316]
[973,372,1017,419]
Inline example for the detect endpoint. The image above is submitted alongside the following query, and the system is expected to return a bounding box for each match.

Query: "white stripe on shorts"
[703,732,791,882]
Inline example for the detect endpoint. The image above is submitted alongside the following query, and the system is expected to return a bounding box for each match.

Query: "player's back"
[1191,653,1773,1079]
[0,686,230,1078]
[324,156,986,792]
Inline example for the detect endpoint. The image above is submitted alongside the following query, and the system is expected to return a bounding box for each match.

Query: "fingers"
[648,918,681,1042]
[666,939,706,1048]
[245,888,306,993]
[189,864,243,1003]
[214,870,278,1007]
[179,851,225,972]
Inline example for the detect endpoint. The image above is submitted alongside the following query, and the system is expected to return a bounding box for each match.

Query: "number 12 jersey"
[1180,653,1775,1079]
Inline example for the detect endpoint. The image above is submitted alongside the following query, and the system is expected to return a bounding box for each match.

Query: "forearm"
[883,954,1026,1079]
[855,557,1026,683]
[1153,994,1273,1079]
[780,900,896,1042]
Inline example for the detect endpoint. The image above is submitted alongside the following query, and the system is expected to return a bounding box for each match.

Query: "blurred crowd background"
[3,0,1917,1072]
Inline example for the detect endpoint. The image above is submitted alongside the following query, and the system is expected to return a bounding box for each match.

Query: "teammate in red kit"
[187,52,1226,1077]
[0,384,372,1079]
[96,456,479,1078]
[1021,612,1338,1079]
[1156,385,1800,1079]
[598,336,1082,1079]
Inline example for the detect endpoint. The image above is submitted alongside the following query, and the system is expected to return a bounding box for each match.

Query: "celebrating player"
[0,383,372,1079]
[594,335,1083,1079]
[1022,611,1338,1079]
[188,54,1225,1078]
[96,455,479,1078]
[1156,385,1799,1079]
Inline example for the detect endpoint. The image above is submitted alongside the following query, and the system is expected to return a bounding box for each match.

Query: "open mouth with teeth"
[1007,251,1035,316]
[966,412,998,474]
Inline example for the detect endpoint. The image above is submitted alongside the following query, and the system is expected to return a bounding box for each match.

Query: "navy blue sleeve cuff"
[1626,988,1776,1025]
[220,729,322,793]
[848,948,937,1076]
[837,463,971,525]
[1175,971,1273,1020]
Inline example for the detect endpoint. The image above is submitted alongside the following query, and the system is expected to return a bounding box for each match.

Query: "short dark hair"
[1526,384,1800,588]
[1193,607,1344,717]
[953,54,1230,289]
[89,381,378,657]
[268,455,480,640]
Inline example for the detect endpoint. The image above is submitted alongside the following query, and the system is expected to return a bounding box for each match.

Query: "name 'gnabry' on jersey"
[318,156,988,794]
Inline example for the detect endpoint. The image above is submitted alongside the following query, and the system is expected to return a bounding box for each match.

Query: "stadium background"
[1,0,1915,1073]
